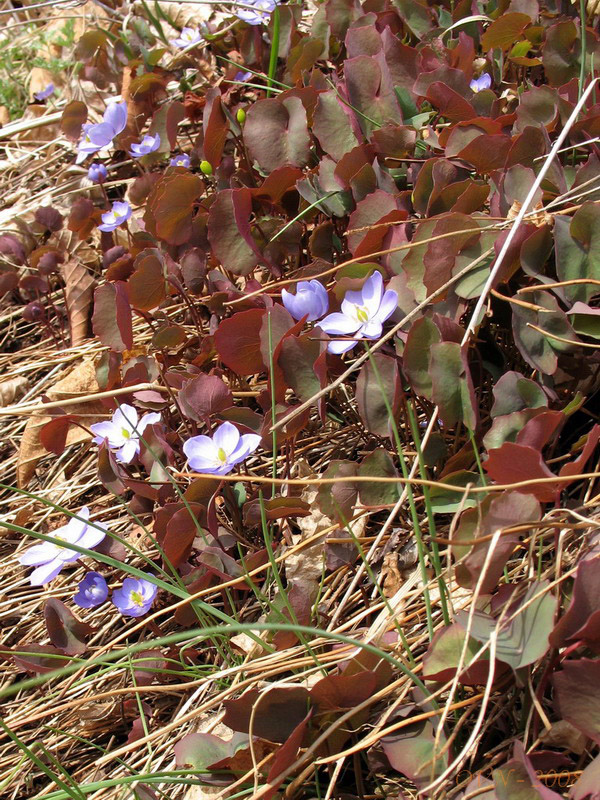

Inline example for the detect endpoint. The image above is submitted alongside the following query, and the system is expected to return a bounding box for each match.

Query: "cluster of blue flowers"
[283,272,398,355]
[75,572,158,617]
[32,21,402,623]
[18,508,158,617]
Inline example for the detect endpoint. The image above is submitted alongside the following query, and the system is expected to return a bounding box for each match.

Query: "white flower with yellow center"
[318,272,398,354]
[90,404,161,464]
[183,421,261,476]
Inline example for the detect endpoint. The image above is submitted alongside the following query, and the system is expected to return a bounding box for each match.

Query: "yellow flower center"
[131,591,144,606]
[217,447,227,463]
[53,532,67,549]
[121,428,130,439]
[356,306,369,323]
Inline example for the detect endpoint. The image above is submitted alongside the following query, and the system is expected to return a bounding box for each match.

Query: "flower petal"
[373,289,398,324]
[104,101,127,135]
[360,320,383,339]
[85,122,115,147]
[183,435,217,462]
[228,433,262,465]
[137,412,161,434]
[115,437,139,464]
[113,404,139,433]
[29,559,64,586]
[318,313,362,336]
[328,338,357,355]
[90,421,121,445]
[79,521,107,551]
[18,542,58,565]
[359,271,384,316]
[212,422,241,455]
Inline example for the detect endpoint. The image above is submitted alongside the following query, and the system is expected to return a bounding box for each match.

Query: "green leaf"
[429,470,485,513]
[554,202,600,304]
[429,342,478,430]
[358,449,400,507]
[356,352,400,437]
[458,580,557,670]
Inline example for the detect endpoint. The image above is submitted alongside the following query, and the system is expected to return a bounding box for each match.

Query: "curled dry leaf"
[60,259,96,346]
[17,359,106,487]
[0,375,28,406]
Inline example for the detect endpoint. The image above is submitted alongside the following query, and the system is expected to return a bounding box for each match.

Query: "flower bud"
[236,108,246,125]
[200,160,213,175]
[23,301,45,322]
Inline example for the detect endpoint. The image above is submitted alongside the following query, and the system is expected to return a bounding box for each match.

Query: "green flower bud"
[200,160,213,175]
[236,108,246,125]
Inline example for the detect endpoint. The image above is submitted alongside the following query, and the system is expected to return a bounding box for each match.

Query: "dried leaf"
[61,260,96,346]
[17,360,105,487]
[0,376,28,406]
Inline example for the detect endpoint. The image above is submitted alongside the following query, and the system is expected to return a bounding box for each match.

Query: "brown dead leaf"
[507,199,553,228]
[17,359,106,487]
[0,106,10,126]
[381,553,404,598]
[60,260,96,346]
[15,105,60,144]
[540,719,588,755]
[0,376,28,406]
[135,0,214,28]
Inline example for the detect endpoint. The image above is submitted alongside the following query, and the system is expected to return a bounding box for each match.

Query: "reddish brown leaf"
[61,100,87,141]
[550,556,600,650]
[44,598,93,656]
[178,374,233,421]
[481,12,532,52]
[202,88,228,169]
[559,424,600,480]
[263,711,312,800]
[484,442,558,501]
[163,504,205,568]
[92,282,133,352]
[128,251,166,311]
[214,309,266,375]
[40,416,73,455]
[311,670,378,710]
[145,172,203,246]
[223,686,311,743]
[0,644,69,674]
[208,188,263,276]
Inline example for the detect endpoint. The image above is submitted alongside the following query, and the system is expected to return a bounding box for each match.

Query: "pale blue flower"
[170,27,203,48]
[97,201,132,233]
[76,100,127,163]
[88,163,107,183]
[183,421,261,476]
[90,403,161,463]
[74,572,109,608]
[170,153,191,168]
[470,74,492,93]
[112,574,157,617]
[34,83,55,101]
[18,507,107,586]
[236,0,278,26]
[318,272,398,354]
[281,280,329,322]
[130,133,161,158]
